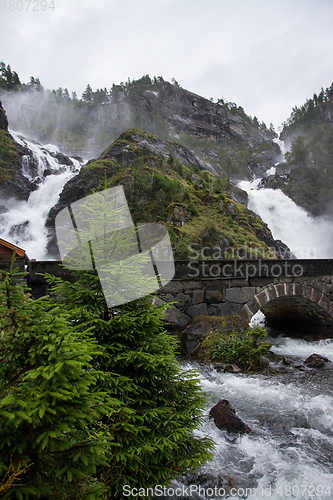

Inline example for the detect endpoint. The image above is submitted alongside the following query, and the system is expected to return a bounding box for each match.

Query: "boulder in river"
[209,399,251,433]
[304,353,330,368]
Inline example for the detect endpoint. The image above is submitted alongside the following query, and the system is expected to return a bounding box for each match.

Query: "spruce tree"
[82,84,93,103]
[0,257,122,499]
[46,186,214,497]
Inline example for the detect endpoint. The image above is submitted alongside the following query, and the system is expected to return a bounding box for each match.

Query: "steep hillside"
[266,84,333,216]
[0,73,281,180]
[46,129,284,260]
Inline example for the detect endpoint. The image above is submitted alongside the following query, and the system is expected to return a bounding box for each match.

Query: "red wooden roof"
[0,238,30,263]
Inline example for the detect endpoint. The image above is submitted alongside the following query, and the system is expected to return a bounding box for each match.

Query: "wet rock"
[304,353,329,368]
[261,356,270,367]
[0,204,8,214]
[43,168,53,178]
[167,204,192,227]
[274,239,296,259]
[53,152,73,166]
[0,100,8,131]
[265,351,283,363]
[72,155,83,163]
[8,220,32,241]
[209,399,251,433]
[213,363,225,372]
[224,363,241,373]
[0,166,38,201]
[55,166,67,175]
[228,183,248,206]
[180,319,212,355]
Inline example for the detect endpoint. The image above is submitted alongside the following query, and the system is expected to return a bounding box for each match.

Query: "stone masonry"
[3,259,333,336]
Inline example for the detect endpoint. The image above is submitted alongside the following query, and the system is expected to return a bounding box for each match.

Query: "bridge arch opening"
[241,283,333,337]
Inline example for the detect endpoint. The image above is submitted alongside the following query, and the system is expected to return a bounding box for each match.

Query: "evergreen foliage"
[46,271,214,496]
[282,83,333,135]
[0,62,21,90]
[0,251,213,497]
[199,314,271,369]
[42,185,214,497]
[279,124,333,211]
[0,256,119,499]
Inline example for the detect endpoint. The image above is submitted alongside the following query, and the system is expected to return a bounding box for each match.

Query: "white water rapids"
[175,354,333,500]
[0,131,81,260]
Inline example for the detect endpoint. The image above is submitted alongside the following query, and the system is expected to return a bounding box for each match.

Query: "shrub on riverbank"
[199,314,271,369]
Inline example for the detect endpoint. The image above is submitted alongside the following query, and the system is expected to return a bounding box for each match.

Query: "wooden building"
[0,238,30,263]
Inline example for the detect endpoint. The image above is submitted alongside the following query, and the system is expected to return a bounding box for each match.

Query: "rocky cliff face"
[83,82,282,176]
[0,100,8,131]
[46,129,288,260]
[89,83,269,147]
[0,101,38,200]
[1,79,281,177]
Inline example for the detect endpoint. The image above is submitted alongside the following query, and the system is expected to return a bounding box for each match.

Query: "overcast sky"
[1,0,332,129]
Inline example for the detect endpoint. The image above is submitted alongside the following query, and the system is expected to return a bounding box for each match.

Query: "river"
[174,336,333,499]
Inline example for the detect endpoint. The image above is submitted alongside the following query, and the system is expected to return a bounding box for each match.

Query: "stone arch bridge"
[157,259,333,336]
[3,259,333,336]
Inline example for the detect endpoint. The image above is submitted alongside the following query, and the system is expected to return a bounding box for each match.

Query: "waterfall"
[0,131,81,260]
[238,179,333,259]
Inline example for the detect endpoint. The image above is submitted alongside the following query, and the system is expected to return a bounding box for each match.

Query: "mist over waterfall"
[238,178,333,259]
[0,131,81,260]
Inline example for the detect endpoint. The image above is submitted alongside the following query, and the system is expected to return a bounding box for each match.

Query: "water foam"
[238,179,333,259]
[0,131,81,260]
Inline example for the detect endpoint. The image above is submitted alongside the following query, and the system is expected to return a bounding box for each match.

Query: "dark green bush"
[200,315,271,369]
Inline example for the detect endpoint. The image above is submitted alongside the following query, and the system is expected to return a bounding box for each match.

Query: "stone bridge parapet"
[2,259,333,335]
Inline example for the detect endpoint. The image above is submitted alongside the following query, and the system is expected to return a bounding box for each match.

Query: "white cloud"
[0,0,332,128]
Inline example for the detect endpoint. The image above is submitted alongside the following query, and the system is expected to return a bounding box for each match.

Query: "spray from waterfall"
[0,131,81,260]
[238,177,333,259]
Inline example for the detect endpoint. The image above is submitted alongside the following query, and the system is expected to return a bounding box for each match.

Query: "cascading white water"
[174,359,333,499]
[237,136,333,259]
[238,180,333,259]
[0,131,81,260]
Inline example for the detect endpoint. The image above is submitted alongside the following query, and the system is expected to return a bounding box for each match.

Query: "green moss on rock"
[0,130,19,181]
